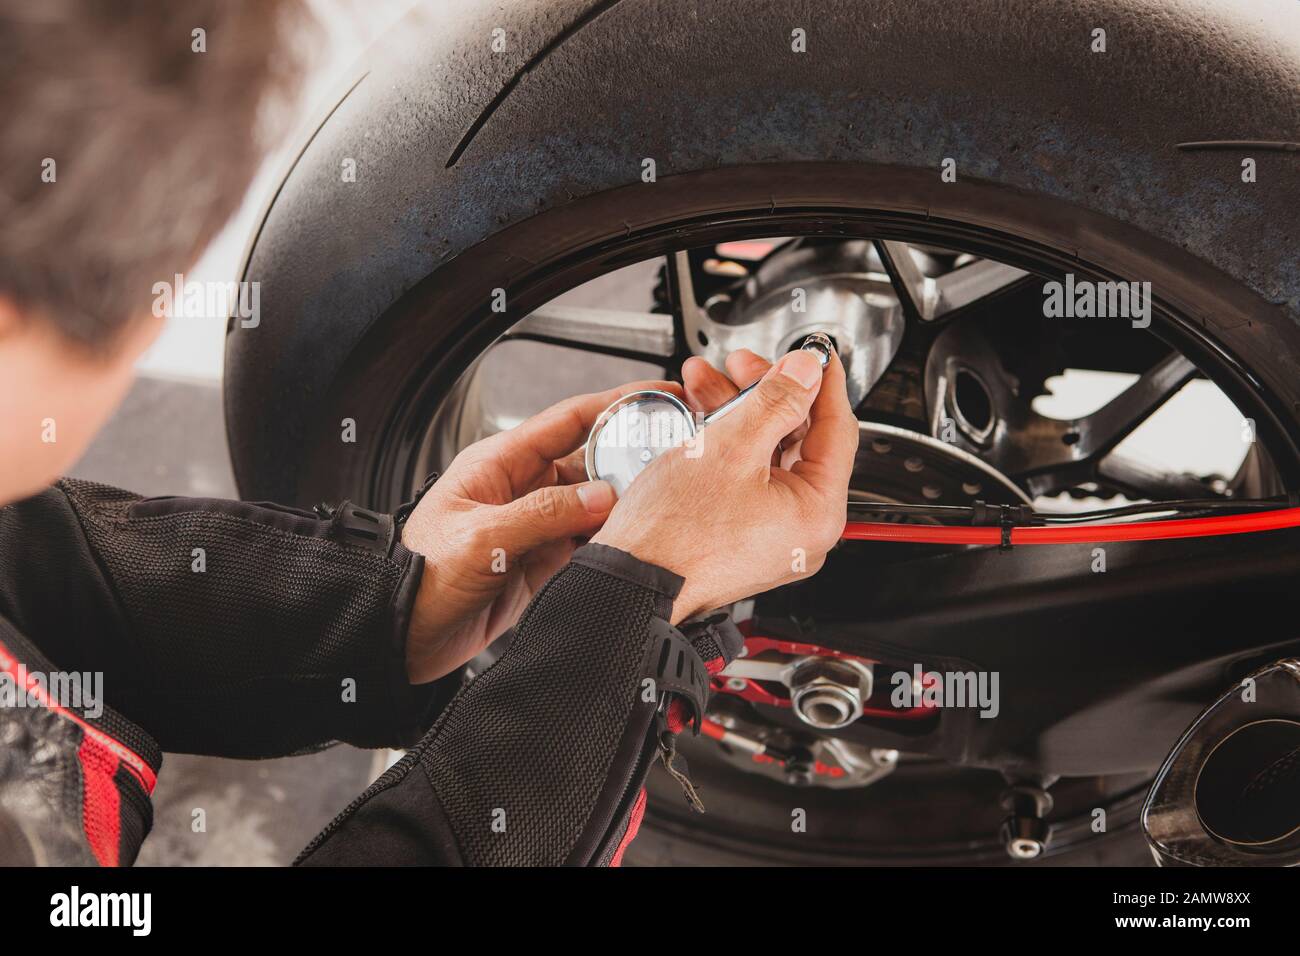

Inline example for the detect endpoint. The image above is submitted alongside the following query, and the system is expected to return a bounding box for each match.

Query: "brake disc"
[850,421,1030,508]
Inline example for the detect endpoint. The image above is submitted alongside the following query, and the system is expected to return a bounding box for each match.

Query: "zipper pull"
[656,719,706,813]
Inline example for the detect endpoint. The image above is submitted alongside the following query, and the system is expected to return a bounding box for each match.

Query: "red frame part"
[714,634,934,720]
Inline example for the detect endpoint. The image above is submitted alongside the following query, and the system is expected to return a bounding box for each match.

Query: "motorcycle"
[223,0,1300,865]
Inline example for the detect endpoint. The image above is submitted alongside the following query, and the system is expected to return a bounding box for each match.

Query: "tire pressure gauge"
[585,332,835,496]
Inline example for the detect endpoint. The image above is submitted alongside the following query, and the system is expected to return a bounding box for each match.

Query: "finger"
[779,437,803,471]
[517,450,586,494]
[724,349,771,389]
[491,480,616,556]
[710,350,824,464]
[727,350,807,446]
[789,349,859,498]
[682,356,740,413]
[683,349,773,415]
[490,379,684,486]
[554,451,590,485]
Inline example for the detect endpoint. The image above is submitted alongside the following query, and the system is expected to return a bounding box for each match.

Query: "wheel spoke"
[667,249,714,352]
[1066,352,1197,462]
[665,249,769,366]
[1005,352,1199,493]
[1095,455,1217,501]
[506,302,676,362]
[875,240,1028,322]
[931,258,1031,318]
[875,240,934,321]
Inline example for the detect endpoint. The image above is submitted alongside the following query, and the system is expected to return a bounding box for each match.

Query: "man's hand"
[592,347,858,624]
[401,380,683,683]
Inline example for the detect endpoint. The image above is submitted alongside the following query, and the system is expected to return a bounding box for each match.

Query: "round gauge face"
[588,391,696,496]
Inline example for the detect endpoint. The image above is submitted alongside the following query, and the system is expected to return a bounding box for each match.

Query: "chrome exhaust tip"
[1143,658,1300,866]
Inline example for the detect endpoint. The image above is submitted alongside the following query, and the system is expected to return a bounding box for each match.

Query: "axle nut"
[789,658,874,730]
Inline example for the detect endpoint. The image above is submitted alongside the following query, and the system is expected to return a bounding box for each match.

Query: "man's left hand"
[400,380,683,683]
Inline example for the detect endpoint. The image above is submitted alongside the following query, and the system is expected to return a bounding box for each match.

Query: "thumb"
[492,480,616,557]
[713,349,823,458]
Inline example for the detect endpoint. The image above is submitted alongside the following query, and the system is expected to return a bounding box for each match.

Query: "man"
[0,0,856,865]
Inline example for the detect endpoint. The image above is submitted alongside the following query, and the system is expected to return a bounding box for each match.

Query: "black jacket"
[0,479,736,866]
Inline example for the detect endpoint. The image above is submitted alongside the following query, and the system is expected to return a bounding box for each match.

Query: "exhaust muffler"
[1143,658,1300,866]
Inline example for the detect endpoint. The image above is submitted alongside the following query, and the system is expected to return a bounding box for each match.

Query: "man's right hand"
[591,347,858,624]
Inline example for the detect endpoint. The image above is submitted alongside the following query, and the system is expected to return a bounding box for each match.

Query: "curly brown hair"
[0,0,306,350]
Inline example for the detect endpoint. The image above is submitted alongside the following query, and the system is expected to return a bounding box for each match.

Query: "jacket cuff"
[383,543,460,747]
[383,542,683,747]
[569,543,684,603]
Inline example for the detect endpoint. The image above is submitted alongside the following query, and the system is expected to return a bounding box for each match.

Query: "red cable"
[841,506,1300,546]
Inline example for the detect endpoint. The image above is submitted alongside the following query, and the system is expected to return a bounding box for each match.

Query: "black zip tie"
[970,500,1038,549]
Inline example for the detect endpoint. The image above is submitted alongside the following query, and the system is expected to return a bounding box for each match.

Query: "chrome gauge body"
[584,389,696,497]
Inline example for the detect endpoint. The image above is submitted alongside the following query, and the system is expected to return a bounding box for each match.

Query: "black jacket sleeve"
[296,543,742,867]
[0,478,453,758]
